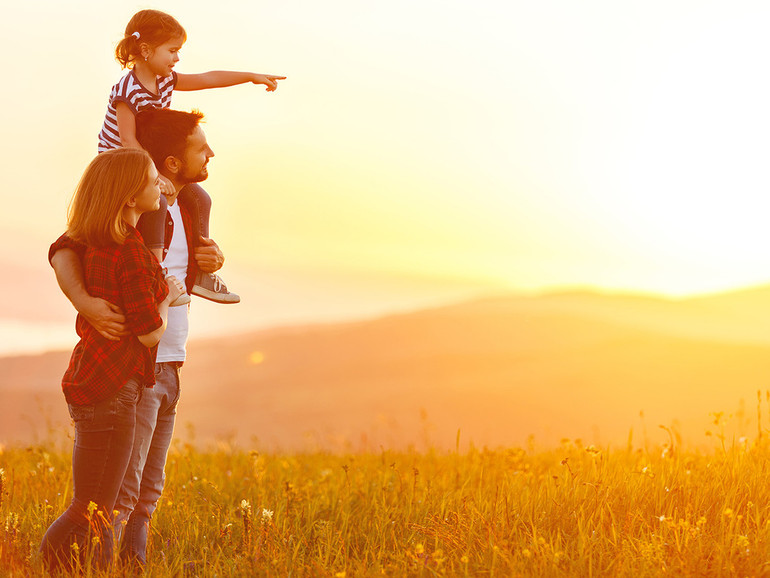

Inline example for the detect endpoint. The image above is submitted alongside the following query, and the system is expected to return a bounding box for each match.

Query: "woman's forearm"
[137,299,170,348]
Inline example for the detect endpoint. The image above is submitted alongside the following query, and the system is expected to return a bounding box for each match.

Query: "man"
[50,108,225,566]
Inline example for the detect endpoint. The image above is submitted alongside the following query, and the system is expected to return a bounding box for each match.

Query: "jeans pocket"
[68,403,95,423]
[115,378,142,408]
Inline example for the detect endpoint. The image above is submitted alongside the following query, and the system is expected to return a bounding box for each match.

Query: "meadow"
[2,408,770,577]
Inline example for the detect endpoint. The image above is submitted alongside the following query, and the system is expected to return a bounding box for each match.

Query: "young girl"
[40,148,185,572]
[97,9,285,304]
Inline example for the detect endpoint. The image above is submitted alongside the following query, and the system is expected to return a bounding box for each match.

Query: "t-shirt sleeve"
[110,94,137,116]
[48,233,86,266]
[117,240,168,337]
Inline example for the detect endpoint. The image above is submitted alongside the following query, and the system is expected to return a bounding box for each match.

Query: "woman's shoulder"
[121,228,155,257]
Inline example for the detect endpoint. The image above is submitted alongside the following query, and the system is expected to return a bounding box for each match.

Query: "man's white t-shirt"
[156,200,190,363]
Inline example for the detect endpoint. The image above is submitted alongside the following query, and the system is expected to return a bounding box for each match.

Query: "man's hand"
[79,297,128,341]
[195,237,225,273]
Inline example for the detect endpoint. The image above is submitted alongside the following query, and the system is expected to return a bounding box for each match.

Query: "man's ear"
[163,156,181,176]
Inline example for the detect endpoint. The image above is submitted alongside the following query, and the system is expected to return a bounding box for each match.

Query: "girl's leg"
[40,380,142,573]
[177,184,240,304]
[137,194,169,262]
[177,183,211,242]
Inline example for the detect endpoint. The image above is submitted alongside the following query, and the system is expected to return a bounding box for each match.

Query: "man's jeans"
[40,378,143,572]
[114,362,181,566]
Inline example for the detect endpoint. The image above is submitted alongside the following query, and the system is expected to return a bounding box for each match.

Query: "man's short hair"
[135,108,205,168]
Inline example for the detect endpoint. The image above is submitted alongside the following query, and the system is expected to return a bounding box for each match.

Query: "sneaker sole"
[170,294,192,307]
[191,288,241,304]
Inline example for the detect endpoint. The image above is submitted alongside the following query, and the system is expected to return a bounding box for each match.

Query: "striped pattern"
[97,70,178,152]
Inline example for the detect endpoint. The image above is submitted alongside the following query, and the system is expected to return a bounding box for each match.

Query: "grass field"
[2,410,770,577]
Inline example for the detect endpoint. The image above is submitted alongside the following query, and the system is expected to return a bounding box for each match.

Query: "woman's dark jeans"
[39,378,143,572]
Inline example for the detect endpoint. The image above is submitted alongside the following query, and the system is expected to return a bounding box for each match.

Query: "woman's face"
[133,164,162,214]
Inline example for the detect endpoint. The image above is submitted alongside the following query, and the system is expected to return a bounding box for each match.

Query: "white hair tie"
[132,31,141,40]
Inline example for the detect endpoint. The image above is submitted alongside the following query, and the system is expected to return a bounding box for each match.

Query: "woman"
[40,148,185,571]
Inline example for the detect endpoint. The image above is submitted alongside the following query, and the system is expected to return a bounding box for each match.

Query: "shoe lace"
[211,274,226,293]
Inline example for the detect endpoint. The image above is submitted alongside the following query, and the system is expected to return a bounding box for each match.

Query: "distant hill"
[4,287,770,451]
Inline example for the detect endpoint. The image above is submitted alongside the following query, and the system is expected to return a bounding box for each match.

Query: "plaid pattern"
[49,228,168,405]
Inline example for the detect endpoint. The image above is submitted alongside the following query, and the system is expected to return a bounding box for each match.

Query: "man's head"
[135,108,214,188]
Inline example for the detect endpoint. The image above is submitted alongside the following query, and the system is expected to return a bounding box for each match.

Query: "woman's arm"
[136,275,185,348]
[176,71,286,92]
[136,298,169,348]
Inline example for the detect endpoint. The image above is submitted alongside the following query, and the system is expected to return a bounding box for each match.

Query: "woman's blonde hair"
[67,148,154,247]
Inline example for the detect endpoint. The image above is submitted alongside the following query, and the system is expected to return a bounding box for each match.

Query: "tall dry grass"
[2,406,770,576]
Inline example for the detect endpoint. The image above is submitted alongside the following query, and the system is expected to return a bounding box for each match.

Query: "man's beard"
[179,161,208,185]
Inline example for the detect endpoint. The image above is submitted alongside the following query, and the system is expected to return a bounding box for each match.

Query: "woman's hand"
[165,275,186,304]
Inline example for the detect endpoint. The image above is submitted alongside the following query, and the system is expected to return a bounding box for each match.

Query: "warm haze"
[3,3,770,351]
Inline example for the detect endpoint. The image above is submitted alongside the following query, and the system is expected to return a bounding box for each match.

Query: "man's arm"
[51,249,128,341]
[194,237,225,273]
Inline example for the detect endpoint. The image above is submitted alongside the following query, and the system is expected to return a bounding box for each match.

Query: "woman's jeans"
[39,379,143,572]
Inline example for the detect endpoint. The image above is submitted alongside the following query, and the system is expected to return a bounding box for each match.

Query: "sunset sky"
[4,1,770,354]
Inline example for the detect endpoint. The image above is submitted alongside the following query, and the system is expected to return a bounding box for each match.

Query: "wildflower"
[86,501,98,519]
[241,500,252,548]
[335,572,346,578]
[415,543,424,554]
[522,549,532,558]
[4,512,19,539]
[261,508,273,523]
[92,536,101,546]
[658,515,666,522]
[461,555,470,563]
[737,535,750,554]
[723,508,734,519]
[697,516,707,527]
[585,445,601,457]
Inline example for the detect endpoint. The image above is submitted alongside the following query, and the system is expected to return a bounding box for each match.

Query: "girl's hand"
[159,174,175,197]
[165,275,186,304]
[252,73,286,92]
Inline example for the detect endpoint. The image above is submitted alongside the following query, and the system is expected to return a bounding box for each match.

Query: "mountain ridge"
[3,285,770,451]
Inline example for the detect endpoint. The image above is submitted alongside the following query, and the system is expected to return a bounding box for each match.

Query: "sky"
[4,0,770,354]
